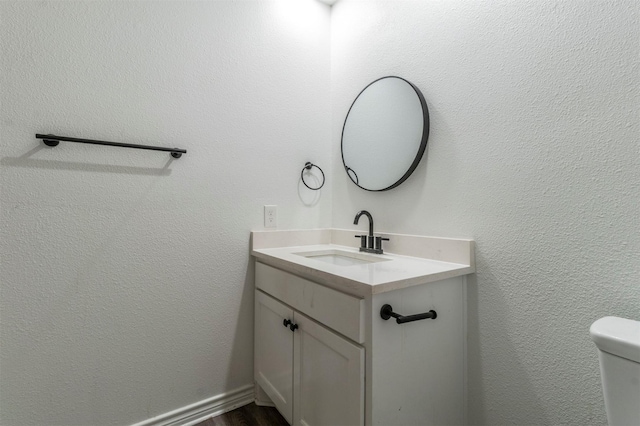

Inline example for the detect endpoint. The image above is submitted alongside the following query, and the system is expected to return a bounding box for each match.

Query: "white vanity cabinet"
[254,290,295,424]
[255,268,365,426]
[252,230,473,426]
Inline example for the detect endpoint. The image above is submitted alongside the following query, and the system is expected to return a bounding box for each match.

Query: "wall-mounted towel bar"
[36,134,187,158]
[380,304,437,324]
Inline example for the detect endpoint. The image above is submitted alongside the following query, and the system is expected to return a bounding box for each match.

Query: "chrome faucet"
[353,210,389,254]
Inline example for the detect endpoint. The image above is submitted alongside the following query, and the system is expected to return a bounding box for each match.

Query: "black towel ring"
[301,162,325,190]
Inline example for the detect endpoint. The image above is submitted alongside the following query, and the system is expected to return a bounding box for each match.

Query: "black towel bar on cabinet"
[380,304,437,324]
[36,134,187,158]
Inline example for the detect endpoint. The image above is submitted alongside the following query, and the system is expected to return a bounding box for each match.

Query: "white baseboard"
[131,384,255,426]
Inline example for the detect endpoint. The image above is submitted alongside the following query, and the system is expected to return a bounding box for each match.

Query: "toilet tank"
[590,316,640,426]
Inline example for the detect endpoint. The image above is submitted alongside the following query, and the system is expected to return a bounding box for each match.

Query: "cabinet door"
[293,313,364,426]
[255,290,294,424]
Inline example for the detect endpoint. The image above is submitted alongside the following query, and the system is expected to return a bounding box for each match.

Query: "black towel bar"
[36,134,187,158]
[380,304,437,324]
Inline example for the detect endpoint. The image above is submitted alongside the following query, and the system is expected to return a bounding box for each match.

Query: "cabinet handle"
[289,323,299,332]
[283,319,292,328]
[380,304,437,324]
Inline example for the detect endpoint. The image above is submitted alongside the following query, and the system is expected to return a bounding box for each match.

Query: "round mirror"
[341,76,429,191]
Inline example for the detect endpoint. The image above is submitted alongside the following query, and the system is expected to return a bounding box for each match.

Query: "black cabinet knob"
[289,323,299,332]
[283,319,292,328]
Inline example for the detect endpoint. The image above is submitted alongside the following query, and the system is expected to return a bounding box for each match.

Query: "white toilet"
[590,316,640,426]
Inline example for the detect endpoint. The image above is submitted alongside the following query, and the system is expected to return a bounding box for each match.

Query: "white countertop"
[252,243,474,297]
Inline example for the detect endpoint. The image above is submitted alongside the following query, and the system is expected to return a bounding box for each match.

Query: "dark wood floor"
[197,403,288,426]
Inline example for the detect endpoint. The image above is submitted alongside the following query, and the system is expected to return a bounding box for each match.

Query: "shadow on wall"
[1,143,175,176]
[224,242,258,392]
[466,246,549,425]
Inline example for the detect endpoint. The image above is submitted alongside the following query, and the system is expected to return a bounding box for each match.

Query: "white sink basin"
[293,249,390,267]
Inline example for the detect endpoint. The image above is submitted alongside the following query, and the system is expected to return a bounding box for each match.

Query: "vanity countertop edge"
[251,229,475,297]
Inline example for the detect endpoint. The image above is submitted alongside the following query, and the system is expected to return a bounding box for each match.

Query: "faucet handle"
[354,235,367,249]
[375,236,390,251]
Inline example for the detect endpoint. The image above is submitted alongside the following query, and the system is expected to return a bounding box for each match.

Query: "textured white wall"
[3,1,639,425]
[330,1,639,425]
[0,1,330,425]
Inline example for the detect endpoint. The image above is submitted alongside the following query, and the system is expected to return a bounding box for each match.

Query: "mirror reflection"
[341,76,429,191]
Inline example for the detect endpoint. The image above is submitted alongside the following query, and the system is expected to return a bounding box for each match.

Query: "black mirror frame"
[341,76,430,192]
